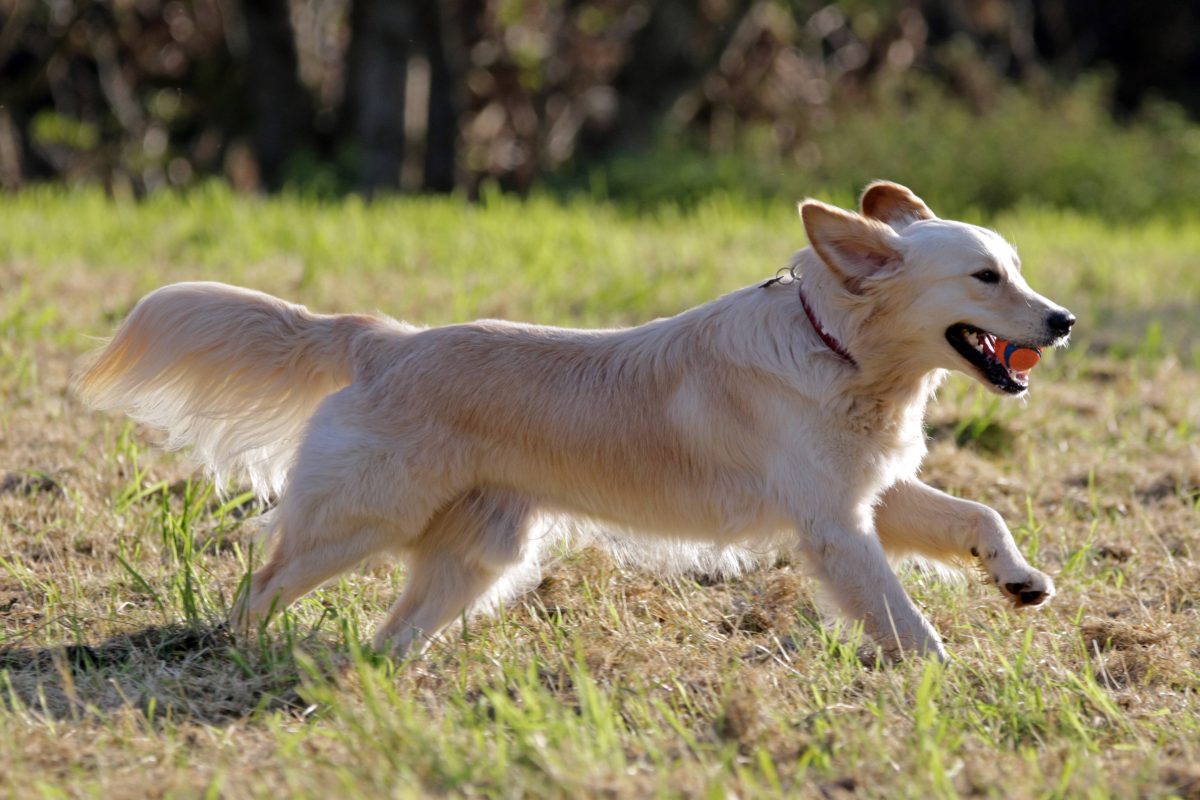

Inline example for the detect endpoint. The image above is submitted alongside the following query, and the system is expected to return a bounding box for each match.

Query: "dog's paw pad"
[1018,588,1048,605]
[1002,574,1054,607]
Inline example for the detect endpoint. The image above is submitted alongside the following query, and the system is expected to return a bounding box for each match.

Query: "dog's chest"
[783,406,928,507]
[866,407,929,493]
[870,427,927,495]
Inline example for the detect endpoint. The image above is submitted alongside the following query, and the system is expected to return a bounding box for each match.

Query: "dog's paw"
[999,570,1055,607]
[858,636,948,666]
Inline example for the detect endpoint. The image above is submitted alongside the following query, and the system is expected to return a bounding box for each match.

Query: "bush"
[578,77,1200,219]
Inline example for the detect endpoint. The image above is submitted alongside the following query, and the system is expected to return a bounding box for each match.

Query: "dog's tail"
[76,281,388,500]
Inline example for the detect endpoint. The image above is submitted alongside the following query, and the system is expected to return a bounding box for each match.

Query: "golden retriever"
[78,182,1075,660]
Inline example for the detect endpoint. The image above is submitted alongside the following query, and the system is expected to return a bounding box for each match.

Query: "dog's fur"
[77,182,1075,660]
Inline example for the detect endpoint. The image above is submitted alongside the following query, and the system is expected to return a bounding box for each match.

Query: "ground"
[1,189,1197,798]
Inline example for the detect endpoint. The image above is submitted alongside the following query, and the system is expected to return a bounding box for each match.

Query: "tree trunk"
[420,1,458,193]
[346,0,419,194]
[241,0,312,190]
[593,0,754,155]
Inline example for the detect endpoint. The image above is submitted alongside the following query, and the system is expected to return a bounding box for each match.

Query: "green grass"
[1,187,1198,798]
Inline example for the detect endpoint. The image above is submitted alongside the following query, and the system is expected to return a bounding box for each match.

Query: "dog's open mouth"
[945,324,1040,395]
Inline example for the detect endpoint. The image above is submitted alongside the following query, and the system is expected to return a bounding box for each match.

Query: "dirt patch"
[1163,763,1200,800]
[1081,618,1169,651]
[1,471,63,498]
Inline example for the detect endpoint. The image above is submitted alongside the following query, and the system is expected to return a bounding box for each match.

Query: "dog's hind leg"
[231,514,396,629]
[797,514,946,660]
[373,488,536,658]
[874,480,1055,607]
[230,386,471,630]
[231,475,446,629]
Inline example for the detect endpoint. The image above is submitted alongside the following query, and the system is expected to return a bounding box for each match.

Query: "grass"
[1,186,1198,798]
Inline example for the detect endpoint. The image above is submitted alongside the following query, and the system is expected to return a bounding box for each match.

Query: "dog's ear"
[859,181,935,231]
[800,200,904,290]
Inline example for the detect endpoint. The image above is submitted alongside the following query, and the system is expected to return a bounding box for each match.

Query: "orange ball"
[995,338,1041,371]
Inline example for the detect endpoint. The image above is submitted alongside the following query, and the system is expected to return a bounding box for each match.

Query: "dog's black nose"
[1047,310,1076,336]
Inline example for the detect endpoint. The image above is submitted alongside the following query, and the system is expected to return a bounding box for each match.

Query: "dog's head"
[800,182,1074,396]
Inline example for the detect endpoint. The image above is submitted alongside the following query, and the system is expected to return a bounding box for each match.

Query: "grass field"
[1,187,1197,798]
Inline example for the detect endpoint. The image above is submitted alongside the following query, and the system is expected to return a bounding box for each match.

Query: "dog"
[77,181,1074,660]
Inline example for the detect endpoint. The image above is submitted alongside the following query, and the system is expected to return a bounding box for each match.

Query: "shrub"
[578,77,1200,219]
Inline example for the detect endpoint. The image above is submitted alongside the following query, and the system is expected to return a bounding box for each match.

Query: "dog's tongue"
[993,338,1041,373]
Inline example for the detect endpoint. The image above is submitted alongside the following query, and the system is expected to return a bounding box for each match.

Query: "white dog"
[78,182,1074,660]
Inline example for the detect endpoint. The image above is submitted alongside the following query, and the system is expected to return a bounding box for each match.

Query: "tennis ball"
[994,339,1041,371]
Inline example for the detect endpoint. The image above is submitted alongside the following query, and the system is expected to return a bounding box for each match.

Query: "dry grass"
[1,190,1197,798]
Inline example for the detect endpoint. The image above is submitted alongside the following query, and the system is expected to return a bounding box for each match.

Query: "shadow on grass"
[0,622,346,725]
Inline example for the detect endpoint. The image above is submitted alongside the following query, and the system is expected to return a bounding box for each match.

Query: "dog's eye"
[973,269,1001,284]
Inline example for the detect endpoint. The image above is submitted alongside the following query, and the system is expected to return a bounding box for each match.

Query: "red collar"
[797,281,857,367]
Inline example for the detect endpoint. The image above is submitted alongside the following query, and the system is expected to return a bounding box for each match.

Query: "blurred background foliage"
[3,0,1200,216]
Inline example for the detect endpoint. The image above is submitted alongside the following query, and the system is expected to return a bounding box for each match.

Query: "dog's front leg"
[875,480,1055,607]
[798,516,946,660]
